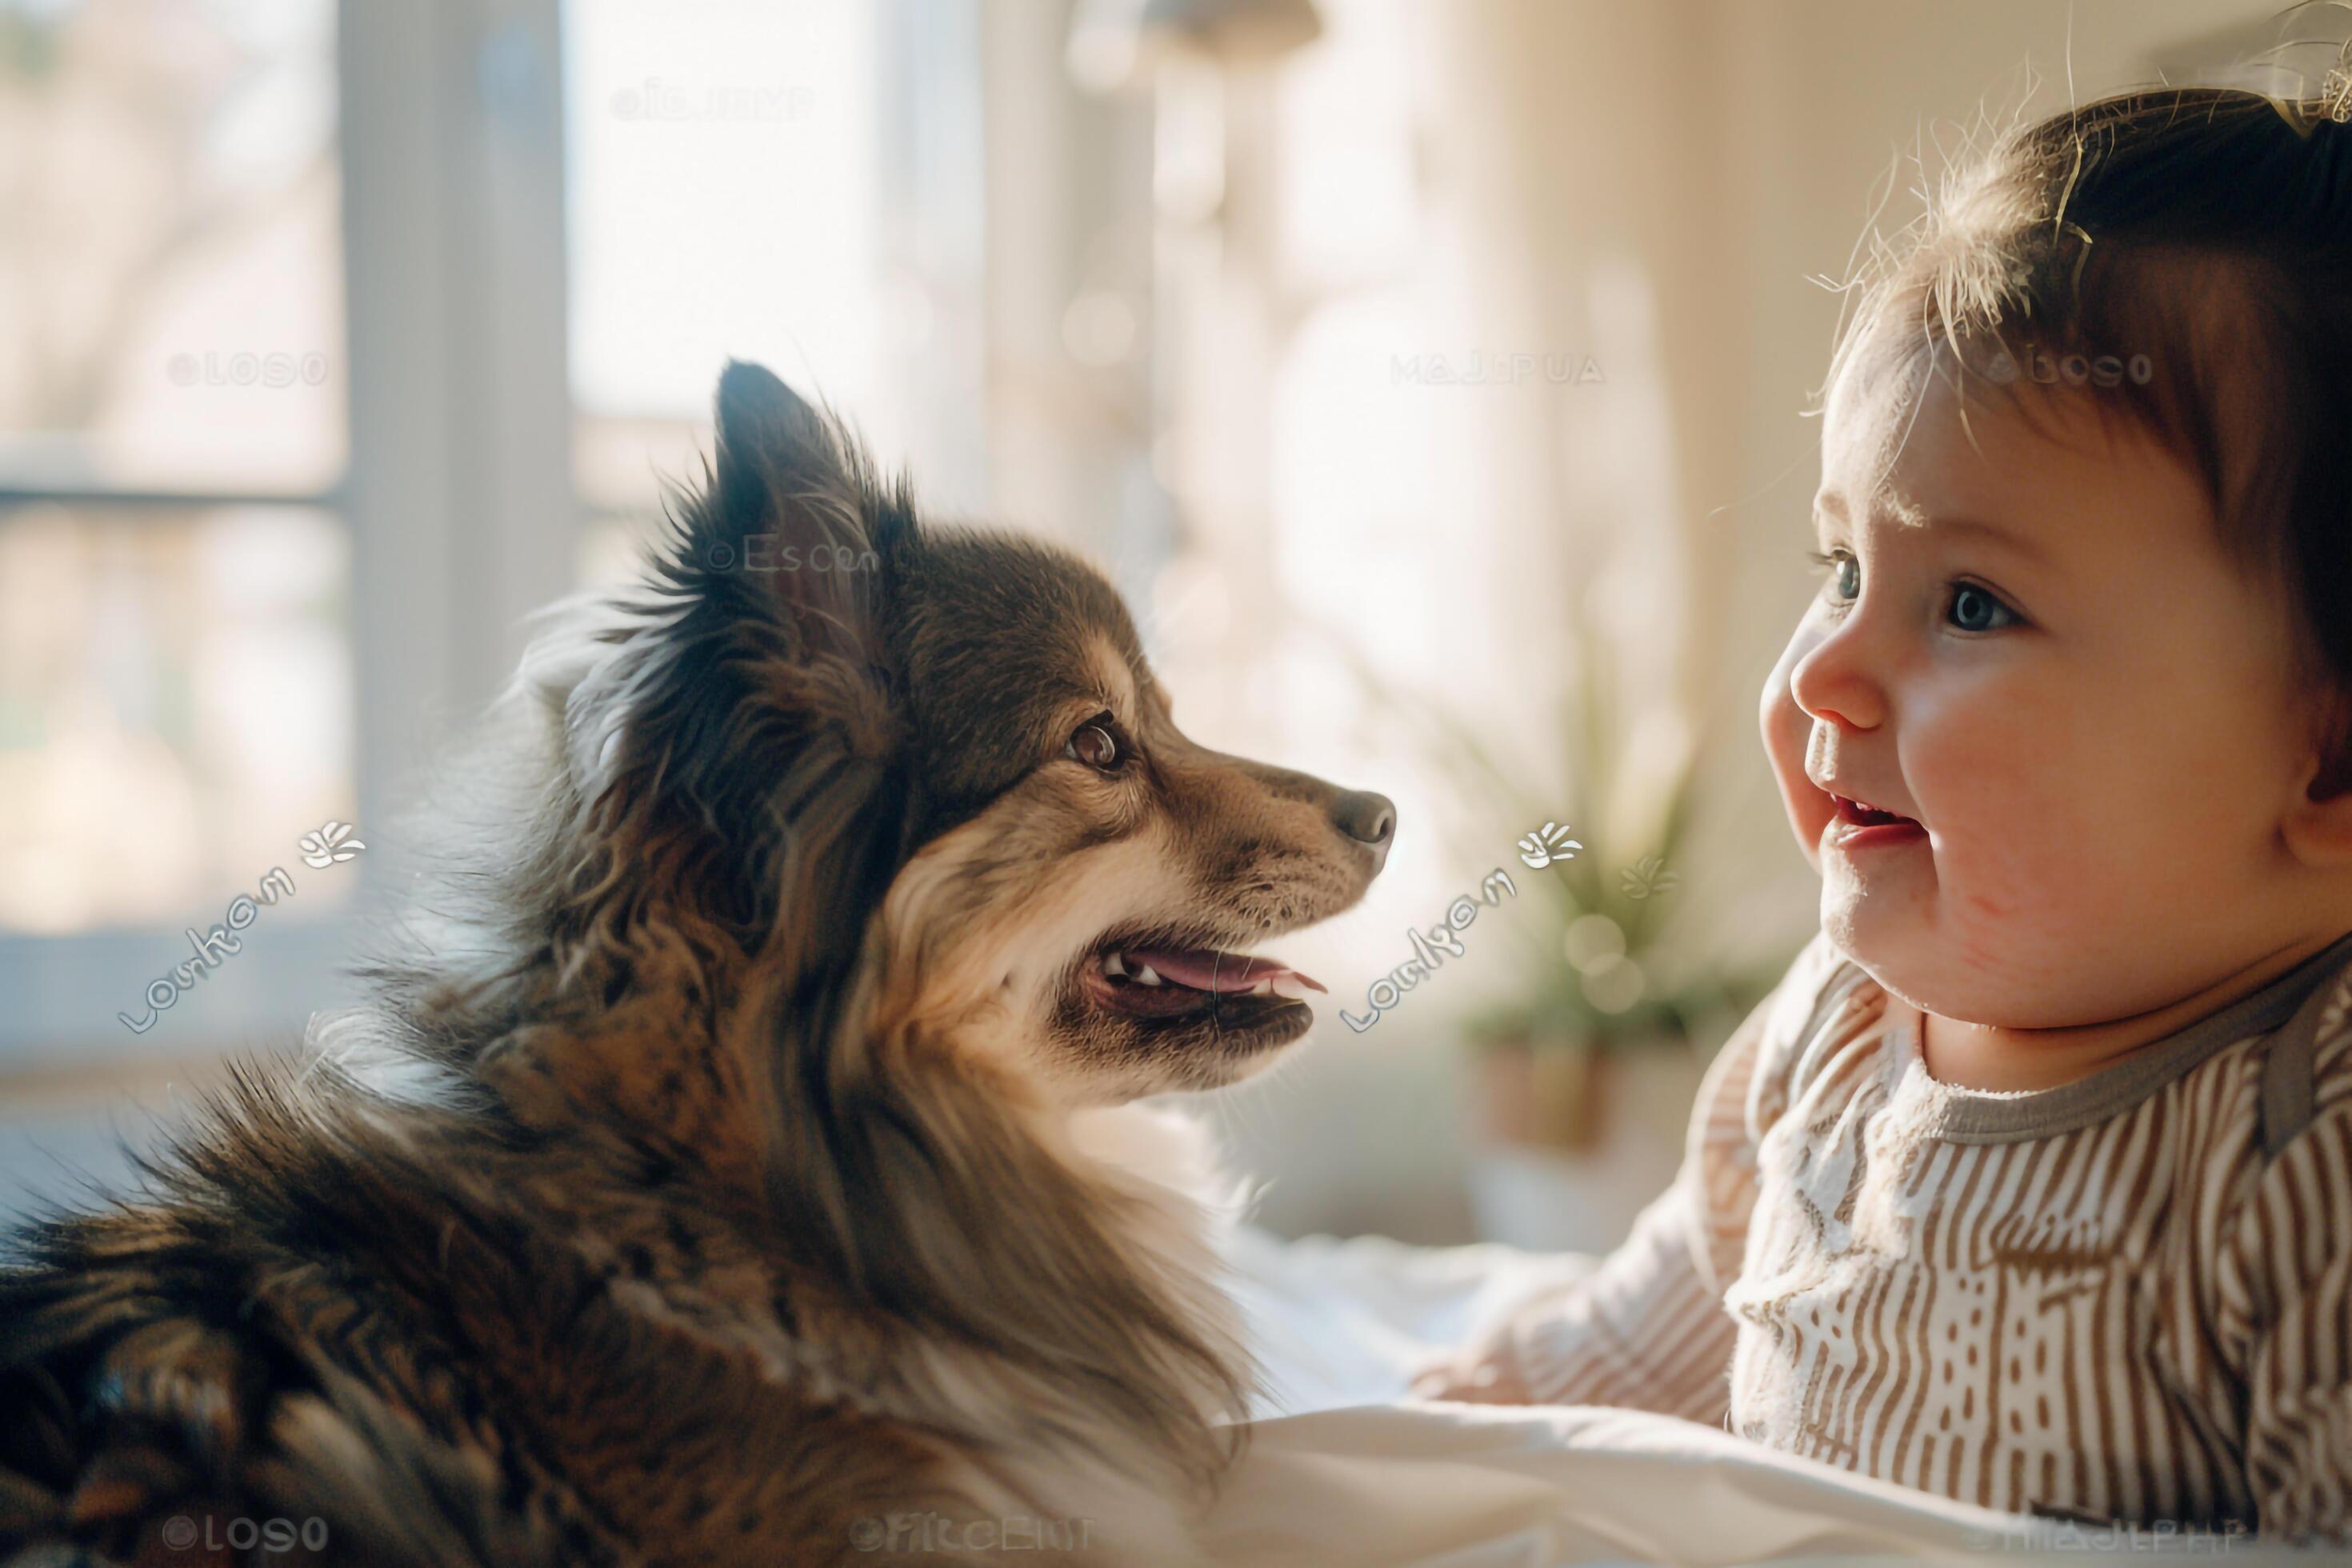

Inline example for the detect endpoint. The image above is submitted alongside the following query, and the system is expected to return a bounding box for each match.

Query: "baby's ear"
[2286,697,2352,864]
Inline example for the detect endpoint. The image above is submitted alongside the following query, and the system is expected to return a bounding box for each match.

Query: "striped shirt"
[1495,926,2352,1542]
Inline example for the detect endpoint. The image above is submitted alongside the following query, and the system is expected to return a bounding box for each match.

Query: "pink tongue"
[1125,947,1327,994]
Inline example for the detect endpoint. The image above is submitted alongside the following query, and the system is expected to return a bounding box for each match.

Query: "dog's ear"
[666,360,913,662]
[584,363,917,949]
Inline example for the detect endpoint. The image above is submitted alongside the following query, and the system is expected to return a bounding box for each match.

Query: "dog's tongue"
[1126,947,1327,994]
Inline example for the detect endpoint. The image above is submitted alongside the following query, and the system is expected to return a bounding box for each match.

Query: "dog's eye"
[1064,718,1122,772]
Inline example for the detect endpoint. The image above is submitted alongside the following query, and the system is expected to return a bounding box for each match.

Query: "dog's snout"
[1175,741,1398,886]
[1332,790,1397,851]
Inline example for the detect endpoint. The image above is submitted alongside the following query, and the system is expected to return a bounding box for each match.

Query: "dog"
[0,362,1395,1566]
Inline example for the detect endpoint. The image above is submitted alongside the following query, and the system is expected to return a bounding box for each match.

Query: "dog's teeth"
[1270,974,1309,1001]
[1132,962,1163,986]
[1250,978,1273,997]
[1102,950,1128,978]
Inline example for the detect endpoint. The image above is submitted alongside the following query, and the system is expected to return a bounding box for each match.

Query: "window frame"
[0,0,576,1066]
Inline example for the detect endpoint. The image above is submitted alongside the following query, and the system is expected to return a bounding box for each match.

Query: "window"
[0,0,994,1066]
[0,0,356,1060]
[562,0,988,588]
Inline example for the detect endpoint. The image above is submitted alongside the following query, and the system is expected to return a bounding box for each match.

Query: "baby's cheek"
[1910,739,2103,936]
[1759,644,1831,865]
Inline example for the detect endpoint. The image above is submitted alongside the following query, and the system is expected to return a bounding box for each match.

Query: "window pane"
[0,0,346,494]
[0,502,355,933]
[562,0,920,526]
[562,0,882,426]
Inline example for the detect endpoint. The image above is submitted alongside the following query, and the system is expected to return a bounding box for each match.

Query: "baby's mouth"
[1831,794,1918,828]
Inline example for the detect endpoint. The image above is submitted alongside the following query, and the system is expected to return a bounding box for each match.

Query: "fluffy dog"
[0,363,1395,1566]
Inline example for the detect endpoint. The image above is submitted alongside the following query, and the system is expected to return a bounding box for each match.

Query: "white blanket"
[1203,1226,2326,1566]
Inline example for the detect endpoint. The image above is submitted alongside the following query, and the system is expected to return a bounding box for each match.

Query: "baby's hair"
[1815,20,2352,798]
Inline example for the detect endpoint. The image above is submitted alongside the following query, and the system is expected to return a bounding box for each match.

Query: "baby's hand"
[1406,1330,1538,1405]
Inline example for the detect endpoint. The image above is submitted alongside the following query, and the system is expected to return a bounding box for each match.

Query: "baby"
[1411,78,2352,1542]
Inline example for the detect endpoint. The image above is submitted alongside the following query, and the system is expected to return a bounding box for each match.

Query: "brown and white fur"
[0,363,1395,1566]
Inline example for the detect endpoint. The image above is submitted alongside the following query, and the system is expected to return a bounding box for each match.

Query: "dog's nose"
[1331,790,1397,851]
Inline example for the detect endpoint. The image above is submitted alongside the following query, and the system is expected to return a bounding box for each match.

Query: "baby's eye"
[1947,583,2019,633]
[1806,548,1859,602]
[1804,547,2021,633]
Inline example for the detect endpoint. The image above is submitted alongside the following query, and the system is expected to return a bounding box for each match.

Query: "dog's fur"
[0,364,1393,1566]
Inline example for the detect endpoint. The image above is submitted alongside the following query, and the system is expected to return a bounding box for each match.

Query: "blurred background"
[0,0,2325,1247]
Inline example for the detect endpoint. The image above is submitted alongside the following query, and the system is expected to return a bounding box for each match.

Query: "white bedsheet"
[1202,1226,2327,1566]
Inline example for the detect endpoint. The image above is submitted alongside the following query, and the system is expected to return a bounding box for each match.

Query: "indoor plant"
[1323,610,1790,1250]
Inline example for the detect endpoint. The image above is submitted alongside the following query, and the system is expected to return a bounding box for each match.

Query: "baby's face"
[1758,346,2325,1027]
